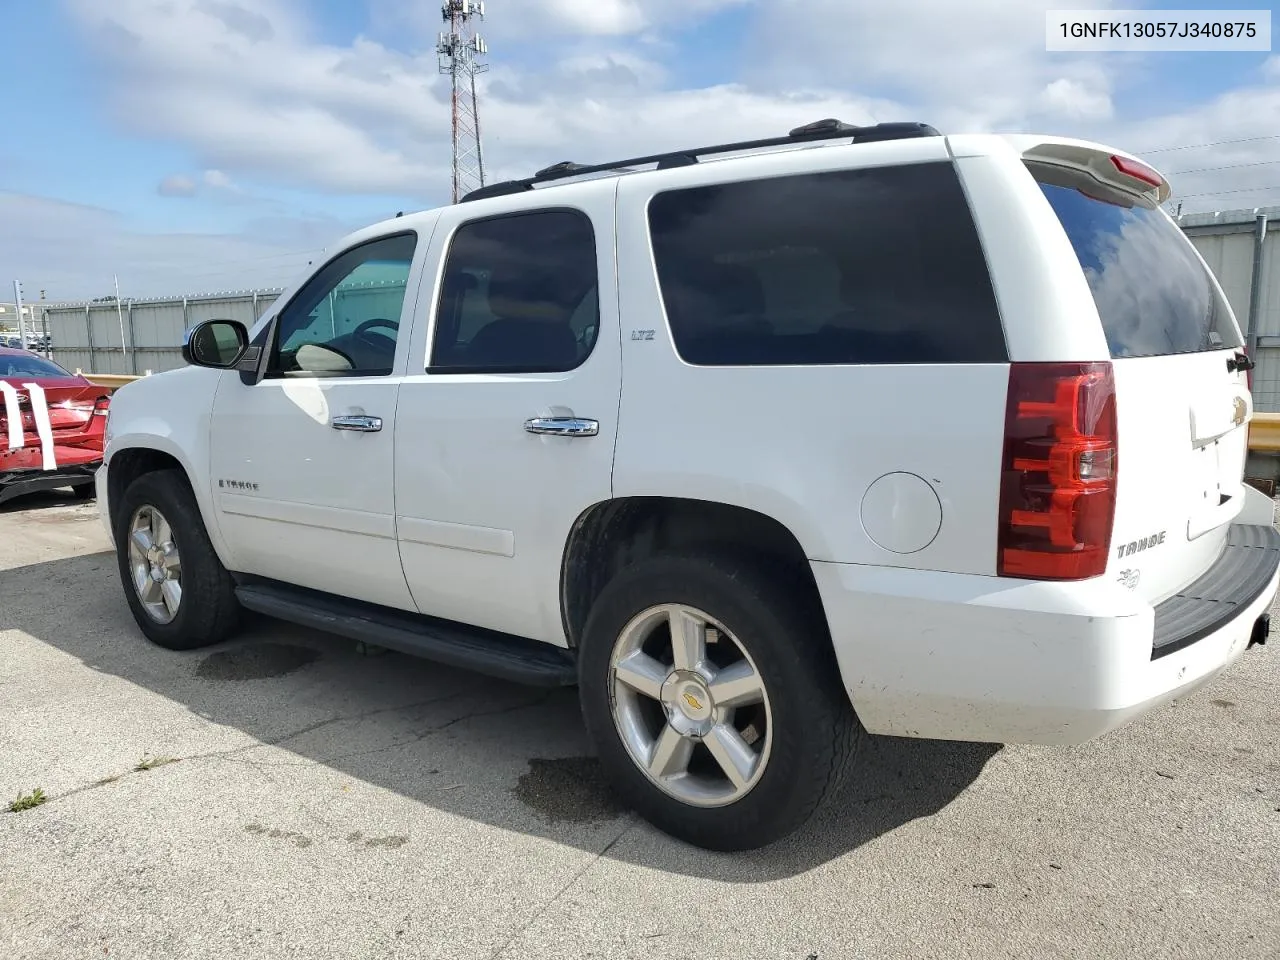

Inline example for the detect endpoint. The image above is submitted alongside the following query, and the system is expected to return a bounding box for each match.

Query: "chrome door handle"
[331,415,382,433]
[524,417,599,437]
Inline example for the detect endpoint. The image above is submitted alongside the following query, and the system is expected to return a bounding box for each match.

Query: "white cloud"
[743,0,1122,129]
[157,174,198,197]
[1039,77,1113,121]
[33,0,1280,301]
[202,169,234,189]
[0,191,358,300]
[369,0,751,40]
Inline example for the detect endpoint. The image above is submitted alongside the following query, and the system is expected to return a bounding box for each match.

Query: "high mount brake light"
[1109,155,1163,189]
[998,362,1118,581]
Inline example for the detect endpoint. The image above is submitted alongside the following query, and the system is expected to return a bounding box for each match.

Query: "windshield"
[1028,160,1241,359]
[0,353,73,379]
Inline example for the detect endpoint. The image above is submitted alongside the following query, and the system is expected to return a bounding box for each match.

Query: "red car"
[0,347,111,505]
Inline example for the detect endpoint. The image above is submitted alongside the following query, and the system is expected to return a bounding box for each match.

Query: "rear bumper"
[0,462,99,505]
[813,520,1280,746]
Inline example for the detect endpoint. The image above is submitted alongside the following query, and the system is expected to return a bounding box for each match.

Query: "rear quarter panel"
[612,139,1014,573]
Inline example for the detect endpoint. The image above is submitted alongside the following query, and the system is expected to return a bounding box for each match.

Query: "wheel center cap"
[660,671,715,736]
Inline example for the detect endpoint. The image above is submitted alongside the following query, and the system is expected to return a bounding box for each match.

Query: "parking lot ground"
[2,493,1278,960]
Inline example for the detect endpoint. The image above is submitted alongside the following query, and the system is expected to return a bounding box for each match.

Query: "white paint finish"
[1237,481,1277,525]
[396,516,515,557]
[393,178,621,645]
[612,162,1009,574]
[950,149,1111,363]
[1107,355,1249,605]
[21,382,56,470]
[210,375,412,610]
[860,472,942,554]
[204,223,438,612]
[0,380,23,449]
[95,129,1280,752]
[217,492,397,540]
[97,365,235,564]
[812,556,1278,744]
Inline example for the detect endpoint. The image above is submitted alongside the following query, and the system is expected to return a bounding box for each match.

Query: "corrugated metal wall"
[45,291,281,375]
[1182,208,1280,411]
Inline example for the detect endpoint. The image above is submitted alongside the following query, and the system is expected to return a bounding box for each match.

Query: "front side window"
[647,162,1007,366]
[429,210,599,373]
[269,232,417,378]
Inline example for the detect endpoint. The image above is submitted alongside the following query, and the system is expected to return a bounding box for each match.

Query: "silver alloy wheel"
[127,504,183,624]
[609,603,773,808]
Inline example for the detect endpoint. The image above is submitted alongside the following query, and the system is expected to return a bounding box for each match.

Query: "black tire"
[114,468,242,650]
[578,551,863,852]
[70,482,95,500]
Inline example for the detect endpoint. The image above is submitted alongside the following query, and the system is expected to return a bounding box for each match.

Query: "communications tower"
[437,1,489,202]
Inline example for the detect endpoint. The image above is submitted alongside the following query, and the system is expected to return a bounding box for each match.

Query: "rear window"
[1029,161,1241,359]
[647,161,1007,366]
[1,353,71,379]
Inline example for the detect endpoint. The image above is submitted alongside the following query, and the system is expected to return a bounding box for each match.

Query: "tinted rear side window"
[646,161,1006,366]
[430,209,599,374]
[1029,161,1240,358]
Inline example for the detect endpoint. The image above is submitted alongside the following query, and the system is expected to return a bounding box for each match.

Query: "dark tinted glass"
[0,353,71,379]
[1029,161,1240,358]
[430,210,599,373]
[647,162,1006,366]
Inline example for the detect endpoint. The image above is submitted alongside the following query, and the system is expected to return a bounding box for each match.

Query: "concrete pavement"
[1,492,1277,959]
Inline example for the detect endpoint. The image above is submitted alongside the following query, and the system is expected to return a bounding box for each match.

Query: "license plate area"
[1187,434,1246,541]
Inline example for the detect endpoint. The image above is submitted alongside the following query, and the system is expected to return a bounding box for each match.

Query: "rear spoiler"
[1020,140,1171,206]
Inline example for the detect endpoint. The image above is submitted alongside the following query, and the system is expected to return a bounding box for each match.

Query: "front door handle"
[524,417,599,437]
[331,414,383,433]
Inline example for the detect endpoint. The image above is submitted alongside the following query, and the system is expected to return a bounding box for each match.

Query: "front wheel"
[577,552,863,851]
[114,468,242,650]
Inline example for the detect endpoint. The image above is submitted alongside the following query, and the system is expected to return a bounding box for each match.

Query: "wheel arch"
[105,438,233,568]
[559,496,826,650]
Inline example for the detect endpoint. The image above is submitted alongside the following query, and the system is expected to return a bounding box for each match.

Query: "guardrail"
[1249,412,1280,453]
[78,372,145,391]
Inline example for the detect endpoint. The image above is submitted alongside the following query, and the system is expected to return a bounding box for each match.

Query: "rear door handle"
[524,417,599,437]
[331,415,382,433]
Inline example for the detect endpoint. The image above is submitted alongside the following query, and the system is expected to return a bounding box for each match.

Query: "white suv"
[97,119,1279,851]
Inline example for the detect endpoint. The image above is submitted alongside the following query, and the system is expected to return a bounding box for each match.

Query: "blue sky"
[1,0,1277,300]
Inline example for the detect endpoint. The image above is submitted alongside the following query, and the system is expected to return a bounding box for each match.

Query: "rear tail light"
[92,397,111,416]
[1109,154,1163,189]
[998,362,1118,580]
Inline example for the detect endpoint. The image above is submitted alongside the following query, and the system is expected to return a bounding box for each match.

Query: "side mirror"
[183,319,248,369]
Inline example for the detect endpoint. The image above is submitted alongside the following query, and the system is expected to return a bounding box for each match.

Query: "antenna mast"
[438,1,489,203]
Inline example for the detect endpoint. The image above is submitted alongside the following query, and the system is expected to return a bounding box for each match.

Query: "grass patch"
[134,755,177,772]
[6,788,47,813]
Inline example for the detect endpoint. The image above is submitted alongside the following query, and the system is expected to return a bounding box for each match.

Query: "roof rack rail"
[459,118,940,202]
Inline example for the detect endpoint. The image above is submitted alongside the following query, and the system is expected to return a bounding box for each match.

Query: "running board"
[233,581,577,687]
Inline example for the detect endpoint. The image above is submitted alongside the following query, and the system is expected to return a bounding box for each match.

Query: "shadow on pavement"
[0,488,92,514]
[1,550,1000,882]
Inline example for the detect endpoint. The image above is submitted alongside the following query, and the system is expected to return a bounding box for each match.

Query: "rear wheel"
[578,551,862,851]
[114,469,242,650]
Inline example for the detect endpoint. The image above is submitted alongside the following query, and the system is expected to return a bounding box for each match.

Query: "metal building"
[1178,206,1279,408]
[44,290,282,375]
